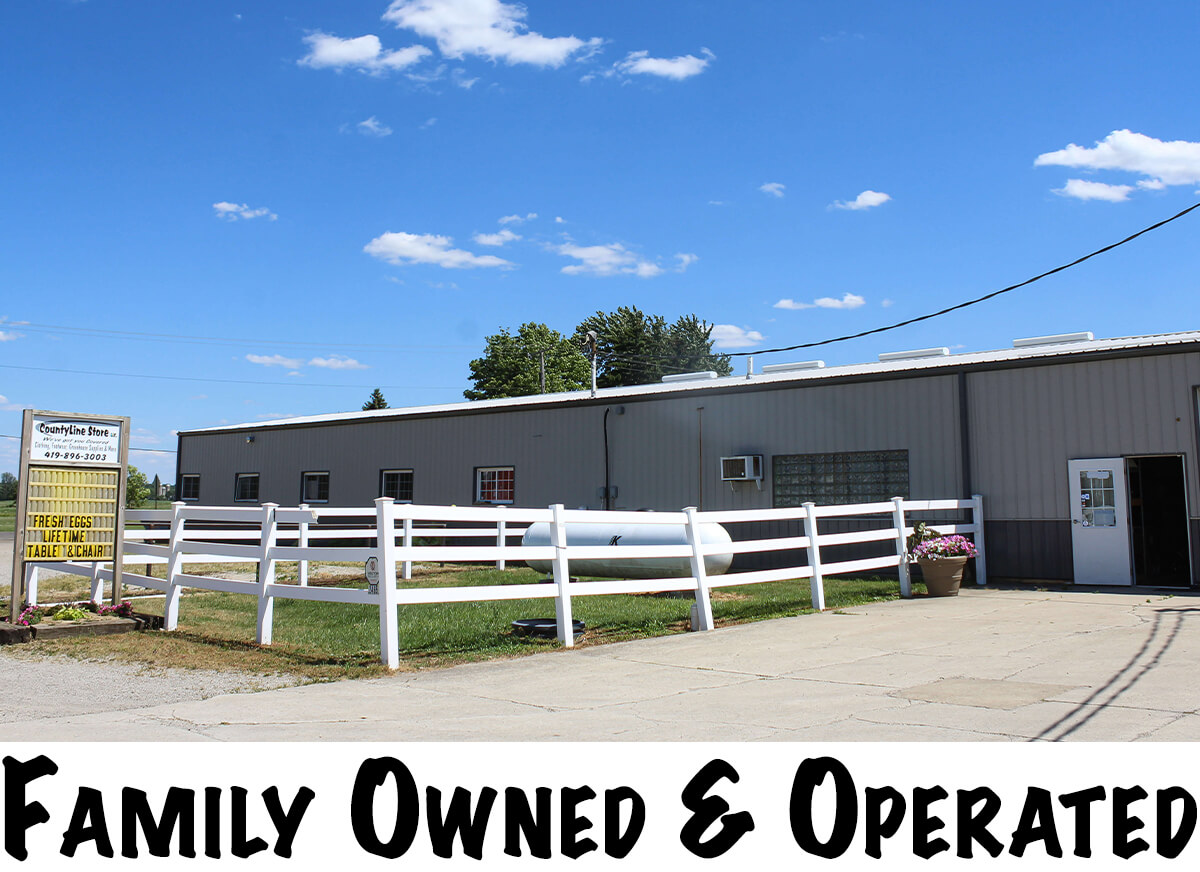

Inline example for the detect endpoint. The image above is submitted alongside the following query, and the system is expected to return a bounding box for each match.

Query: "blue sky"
[2,0,1199,481]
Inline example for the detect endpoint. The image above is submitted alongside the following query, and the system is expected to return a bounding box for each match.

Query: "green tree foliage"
[125,466,150,509]
[0,472,17,502]
[465,322,590,400]
[572,306,732,388]
[362,388,389,410]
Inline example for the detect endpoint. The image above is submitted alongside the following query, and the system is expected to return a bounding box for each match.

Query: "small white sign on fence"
[364,556,380,596]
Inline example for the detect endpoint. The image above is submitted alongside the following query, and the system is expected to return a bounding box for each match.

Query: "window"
[773,450,909,507]
[301,471,330,503]
[234,473,259,502]
[380,469,414,502]
[475,466,514,504]
[179,475,200,501]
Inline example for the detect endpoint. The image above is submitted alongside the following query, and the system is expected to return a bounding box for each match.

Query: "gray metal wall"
[967,351,1200,580]
[178,374,964,513]
[177,348,1200,583]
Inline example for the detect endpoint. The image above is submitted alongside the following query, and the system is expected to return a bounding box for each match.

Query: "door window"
[1078,469,1117,527]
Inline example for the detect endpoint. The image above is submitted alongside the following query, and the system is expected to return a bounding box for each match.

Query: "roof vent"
[1012,331,1094,348]
[761,360,826,374]
[878,347,950,362]
[661,371,719,383]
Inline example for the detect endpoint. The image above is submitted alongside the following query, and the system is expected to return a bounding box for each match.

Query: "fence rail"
[26,495,986,667]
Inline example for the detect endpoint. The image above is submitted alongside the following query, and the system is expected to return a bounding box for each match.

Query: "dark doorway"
[1127,455,1192,587]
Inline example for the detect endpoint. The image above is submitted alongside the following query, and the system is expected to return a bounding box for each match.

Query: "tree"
[0,472,16,502]
[363,389,389,410]
[465,322,590,400]
[572,306,732,388]
[126,466,150,509]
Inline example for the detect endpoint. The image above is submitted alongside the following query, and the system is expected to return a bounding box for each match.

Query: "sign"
[10,409,130,621]
[23,467,118,561]
[365,556,380,596]
[30,415,123,465]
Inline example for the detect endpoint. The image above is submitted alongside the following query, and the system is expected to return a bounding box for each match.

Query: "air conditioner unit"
[721,455,763,481]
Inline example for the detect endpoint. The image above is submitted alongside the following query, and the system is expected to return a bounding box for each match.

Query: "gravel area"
[0,650,302,724]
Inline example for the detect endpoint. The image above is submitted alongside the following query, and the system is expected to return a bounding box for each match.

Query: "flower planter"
[917,556,968,597]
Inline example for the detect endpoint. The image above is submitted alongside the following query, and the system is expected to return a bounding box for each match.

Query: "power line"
[0,363,458,391]
[1,321,474,353]
[727,201,1200,357]
[0,434,174,454]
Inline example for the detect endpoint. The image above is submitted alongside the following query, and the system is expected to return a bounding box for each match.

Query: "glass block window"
[234,473,259,502]
[301,471,330,503]
[476,467,514,504]
[773,450,909,507]
[179,474,200,501]
[381,469,414,502]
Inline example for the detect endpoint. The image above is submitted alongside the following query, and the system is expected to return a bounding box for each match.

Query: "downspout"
[603,407,611,511]
[958,372,973,498]
[697,407,704,510]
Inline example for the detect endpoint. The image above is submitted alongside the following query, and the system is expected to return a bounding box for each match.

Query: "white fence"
[26,495,986,667]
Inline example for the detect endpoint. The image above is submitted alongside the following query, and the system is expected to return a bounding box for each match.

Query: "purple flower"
[912,534,978,560]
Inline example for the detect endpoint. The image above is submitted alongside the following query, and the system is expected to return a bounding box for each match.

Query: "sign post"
[9,410,130,622]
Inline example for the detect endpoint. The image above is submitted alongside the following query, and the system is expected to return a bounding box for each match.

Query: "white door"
[1068,458,1132,585]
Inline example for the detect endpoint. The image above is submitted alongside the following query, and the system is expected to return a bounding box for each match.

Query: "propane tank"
[521,520,733,578]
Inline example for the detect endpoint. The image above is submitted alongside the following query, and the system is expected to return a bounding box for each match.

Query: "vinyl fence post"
[802,502,826,611]
[255,503,279,645]
[376,497,400,669]
[496,506,507,571]
[26,564,39,607]
[89,562,103,604]
[402,516,413,580]
[163,501,186,631]
[972,493,988,586]
[550,504,575,647]
[684,506,715,631]
[297,503,310,586]
[892,497,911,598]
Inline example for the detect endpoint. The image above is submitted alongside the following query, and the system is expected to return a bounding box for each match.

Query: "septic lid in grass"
[512,618,585,639]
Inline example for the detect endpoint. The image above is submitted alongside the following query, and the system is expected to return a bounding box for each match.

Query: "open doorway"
[1127,455,1192,587]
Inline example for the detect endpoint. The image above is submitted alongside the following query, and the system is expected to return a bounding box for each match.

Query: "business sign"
[10,409,130,620]
[22,467,119,562]
[29,415,123,465]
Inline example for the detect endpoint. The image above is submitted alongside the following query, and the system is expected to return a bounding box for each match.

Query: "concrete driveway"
[0,585,1197,741]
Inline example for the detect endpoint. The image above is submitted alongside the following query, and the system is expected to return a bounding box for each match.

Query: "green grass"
[0,500,13,533]
[12,563,909,681]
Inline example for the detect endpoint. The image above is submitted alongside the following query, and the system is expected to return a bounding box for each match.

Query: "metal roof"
[179,329,1200,435]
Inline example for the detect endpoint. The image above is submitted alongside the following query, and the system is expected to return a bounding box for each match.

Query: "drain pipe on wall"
[603,407,612,511]
[697,406,705,510]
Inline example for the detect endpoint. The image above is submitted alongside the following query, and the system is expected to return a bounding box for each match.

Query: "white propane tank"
[521,520,733,578]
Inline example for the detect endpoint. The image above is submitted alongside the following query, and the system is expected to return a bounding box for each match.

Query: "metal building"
[176,330,1200,588]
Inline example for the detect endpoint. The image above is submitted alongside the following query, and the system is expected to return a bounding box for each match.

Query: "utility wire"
[727,201,1200,357]
[0,434,175,454]
[0,363,458,391]
[1,321,473,353]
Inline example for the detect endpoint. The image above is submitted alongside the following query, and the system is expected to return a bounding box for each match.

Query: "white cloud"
[674,253,699,272]
[1035,130,1200,188]
[382,0,602,67]
[419,117,438,129]
[299,31,431,73]
[246,353,304,368]
[830,190,891,211]
[614,47,713,80]
[499,212,537,224]
[0,330,19,342]
[357,116,393,137]
[309,355,368,370]
[774,293,866,311]
[558,242,661,277]
[711,325,764,349]
[364,231,512,269]
[759,182,785,198]
[213,202,277,221]
[554,216,565,223]
[1053,178,1133,202]
[1137,179,1166,190]
[473,229,521,246]
[881,298,894,308]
